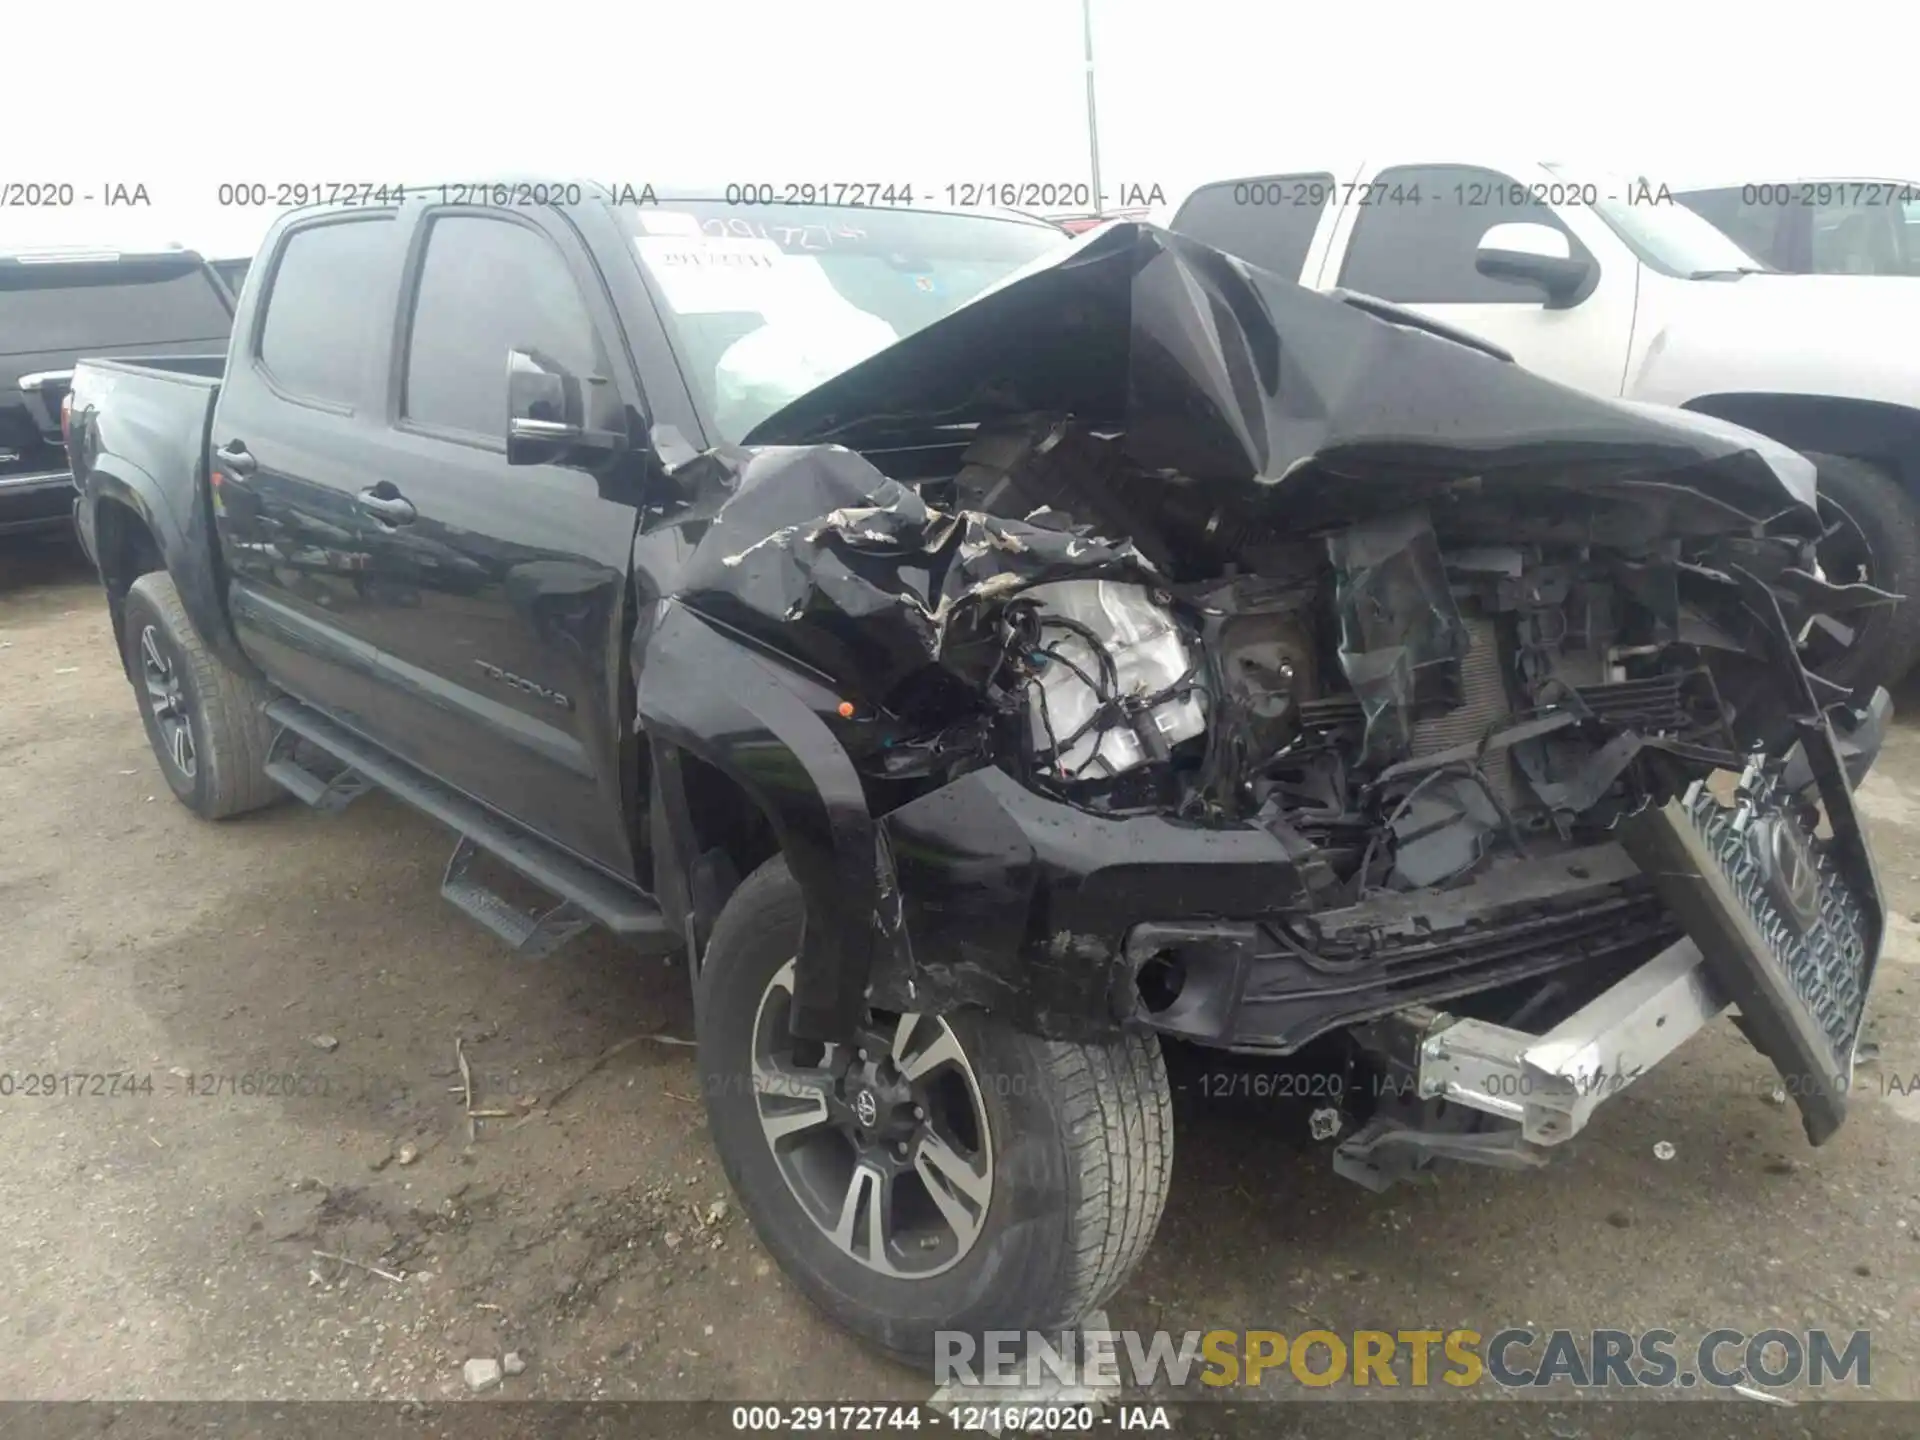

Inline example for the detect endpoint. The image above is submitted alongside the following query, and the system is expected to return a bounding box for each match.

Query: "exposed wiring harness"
[1000,598,1203,783]
[1354,755,1530,899]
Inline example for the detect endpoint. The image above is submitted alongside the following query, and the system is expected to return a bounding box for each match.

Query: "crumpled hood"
[745,221,1820,521]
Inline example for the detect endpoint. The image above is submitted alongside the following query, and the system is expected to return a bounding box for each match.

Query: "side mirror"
[1474,222,1595,304]
[506,348,627,467]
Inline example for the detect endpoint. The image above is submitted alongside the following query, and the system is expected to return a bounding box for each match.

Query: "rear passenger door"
[351,205,652,875]
[1169,168,1356,284]
[1324,162,1636,395]
[214,212,408,737]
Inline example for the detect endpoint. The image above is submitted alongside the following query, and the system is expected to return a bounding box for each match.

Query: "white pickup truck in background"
[1161,159,1920,688]
[1670,176,1920,277]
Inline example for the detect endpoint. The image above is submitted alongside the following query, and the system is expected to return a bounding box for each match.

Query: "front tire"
[697,856,1173,1363]
[1805,453,1920,689]
[122,571,282,820]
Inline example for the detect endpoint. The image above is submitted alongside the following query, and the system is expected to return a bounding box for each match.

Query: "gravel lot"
[2,534,1916,1416]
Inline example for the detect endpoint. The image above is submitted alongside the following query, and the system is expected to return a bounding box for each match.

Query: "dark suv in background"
[2,247,233,540]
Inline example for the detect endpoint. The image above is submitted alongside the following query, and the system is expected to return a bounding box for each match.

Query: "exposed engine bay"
[659,220,1891,1155]
[773,413,1873,914]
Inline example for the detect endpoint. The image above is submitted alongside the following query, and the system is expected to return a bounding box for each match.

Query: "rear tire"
[1805,453,1920,689]
[697,856,1173,1363]
[122,571,282,820]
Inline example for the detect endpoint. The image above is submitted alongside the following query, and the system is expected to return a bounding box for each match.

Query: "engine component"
[1019,580,1207,780]
[1407,613,1521,814]
[1328,509,1470,765]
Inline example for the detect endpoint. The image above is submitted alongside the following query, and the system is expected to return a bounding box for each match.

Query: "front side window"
[403,215,606,438]
[257,218,395,404]
[1170,173,1336,281]
[621,202,1068,441]
[1339,165,1579,303]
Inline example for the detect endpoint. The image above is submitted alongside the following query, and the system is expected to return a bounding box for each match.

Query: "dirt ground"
[1,534,1916,1411]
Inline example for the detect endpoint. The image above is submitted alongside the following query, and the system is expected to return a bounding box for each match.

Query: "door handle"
[356,488,417,526]
[214,440,257,479]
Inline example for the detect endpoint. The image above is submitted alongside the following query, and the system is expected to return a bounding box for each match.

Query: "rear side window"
[402,215,606,439]
[257,218,394,404]
[1171,173,1335,281]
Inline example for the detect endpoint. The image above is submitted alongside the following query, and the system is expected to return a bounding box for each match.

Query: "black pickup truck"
[68,184,1891,1361]
[2,247,233,539]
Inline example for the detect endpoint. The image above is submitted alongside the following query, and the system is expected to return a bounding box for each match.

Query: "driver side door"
[352,206,653,874]
[1323,162,1637,397]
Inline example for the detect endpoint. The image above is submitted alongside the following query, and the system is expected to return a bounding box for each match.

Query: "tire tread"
[125,571,281,820]
[1040,1028,1174,1327]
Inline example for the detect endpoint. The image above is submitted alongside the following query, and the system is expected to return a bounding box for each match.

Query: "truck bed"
[67,356,233,673]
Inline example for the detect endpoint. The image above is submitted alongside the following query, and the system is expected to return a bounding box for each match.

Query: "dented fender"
[634,600,877,1041]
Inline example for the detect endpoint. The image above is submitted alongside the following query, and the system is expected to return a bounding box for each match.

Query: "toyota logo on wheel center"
[851,1087,879,1128]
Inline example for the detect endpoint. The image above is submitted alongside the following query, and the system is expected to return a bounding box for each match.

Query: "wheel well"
[1683,392,1920,494]
[93,498,165,666]
[675,751,781,935]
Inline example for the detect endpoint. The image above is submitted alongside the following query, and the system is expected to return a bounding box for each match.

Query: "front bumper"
[1332,935,1729,1190]
[872,694,1887,1153]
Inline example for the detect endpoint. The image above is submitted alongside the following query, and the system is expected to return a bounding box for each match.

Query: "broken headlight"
[1010,580,1208,782]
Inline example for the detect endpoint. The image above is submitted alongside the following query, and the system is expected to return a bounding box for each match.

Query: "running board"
[442,836,593,958]
[262,697,677,955]
[265,722,373,812]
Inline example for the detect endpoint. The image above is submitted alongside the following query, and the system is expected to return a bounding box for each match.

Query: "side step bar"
[264,725,373,812]
[263,697,678,956]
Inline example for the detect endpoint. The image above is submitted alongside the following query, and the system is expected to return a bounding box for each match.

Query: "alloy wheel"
[139,624,197,779]
[750,959,994,1279]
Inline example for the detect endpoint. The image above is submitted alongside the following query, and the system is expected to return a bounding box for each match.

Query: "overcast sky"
[10,0,1913,257]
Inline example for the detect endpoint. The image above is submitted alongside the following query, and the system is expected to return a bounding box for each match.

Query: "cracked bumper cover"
[871,770,1684,1052]
[869,698,1886,1154]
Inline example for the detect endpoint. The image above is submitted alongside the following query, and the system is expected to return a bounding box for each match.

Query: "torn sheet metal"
[1326,509,1469,765]
[744,221,1820,532]
[668,442,1159,701]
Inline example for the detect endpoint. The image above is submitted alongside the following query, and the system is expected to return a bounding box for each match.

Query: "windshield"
[621,201,1070,441]
[1544,165,1771,277]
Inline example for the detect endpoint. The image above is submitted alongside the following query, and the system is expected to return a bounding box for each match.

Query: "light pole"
[1082,0,1103,216]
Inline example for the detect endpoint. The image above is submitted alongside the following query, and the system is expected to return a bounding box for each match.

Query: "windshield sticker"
[635,236,788,313]
[635,210,702,236]
[698,216,870,251]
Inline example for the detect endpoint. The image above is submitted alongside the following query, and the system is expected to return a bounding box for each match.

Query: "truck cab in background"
[1,247,233,541]
[1164,159,1920,687]
[1672,176,1920,277]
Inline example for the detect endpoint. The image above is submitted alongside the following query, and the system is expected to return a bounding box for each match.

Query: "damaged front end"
[646,222,1891,1172]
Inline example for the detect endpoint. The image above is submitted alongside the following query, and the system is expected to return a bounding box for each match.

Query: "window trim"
[1337,162,1594,306]
[391,206,618,453]
[250,211,401,416]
